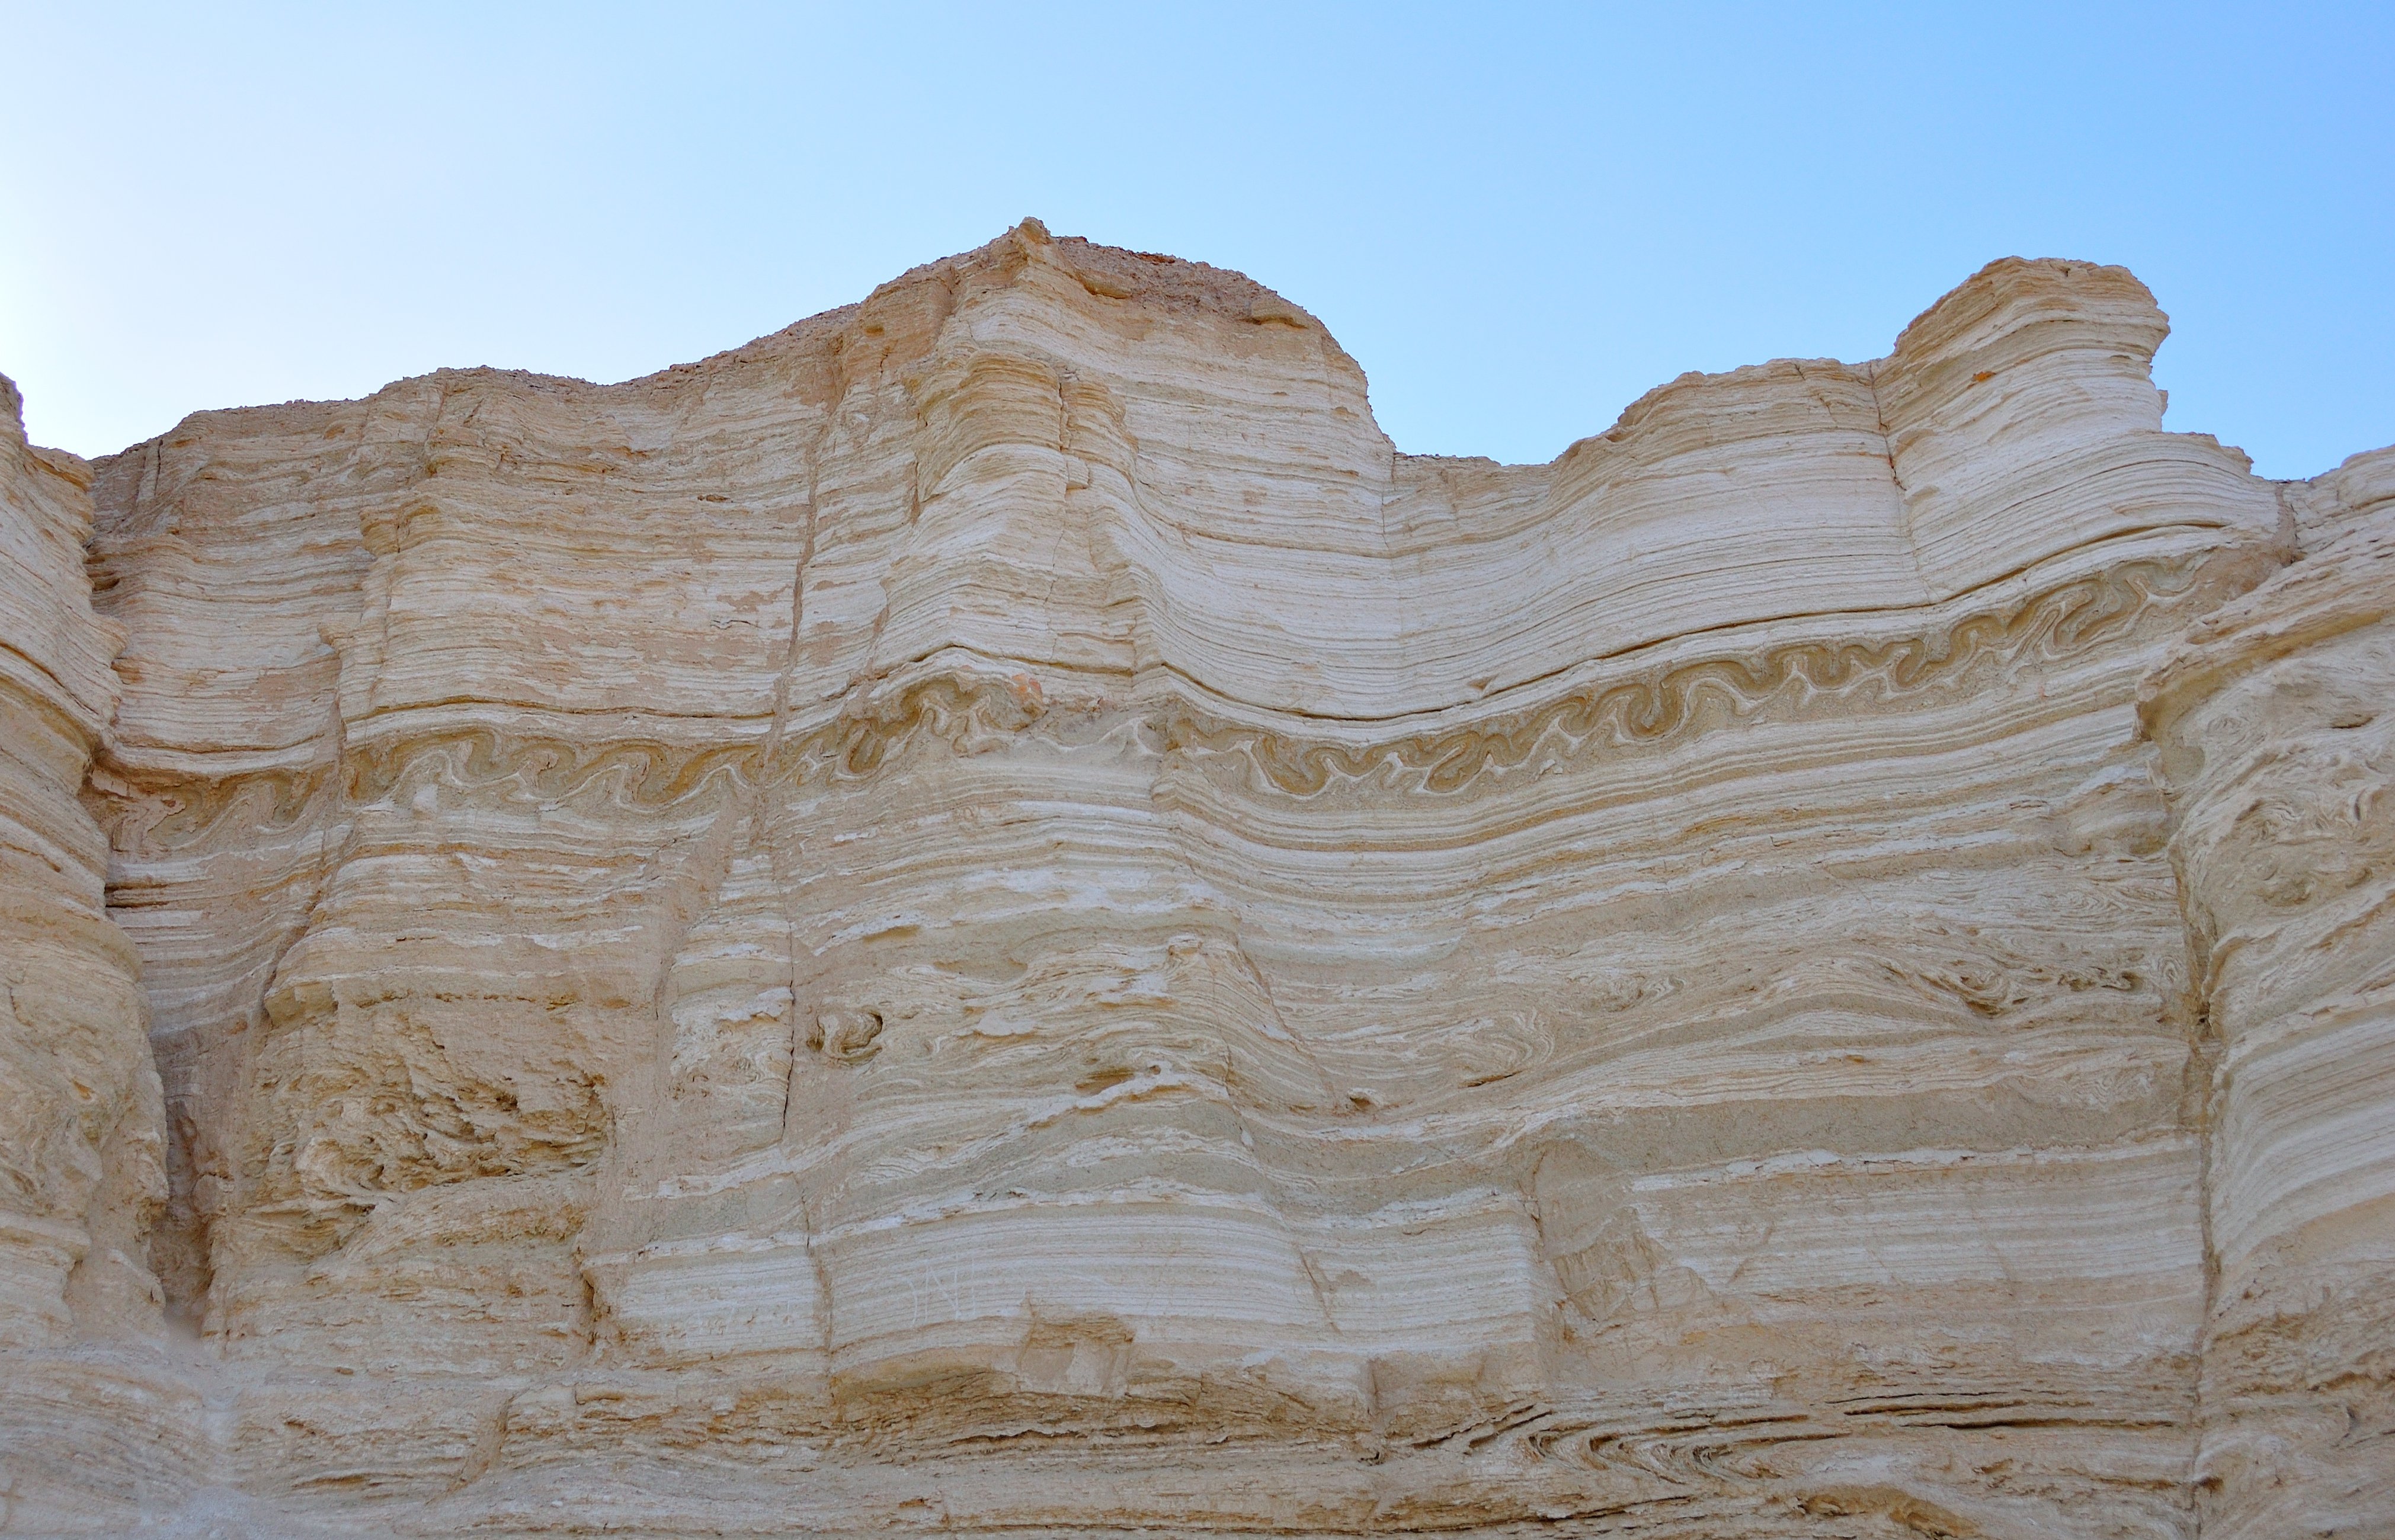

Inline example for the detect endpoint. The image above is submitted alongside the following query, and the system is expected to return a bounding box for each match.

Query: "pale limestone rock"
[0,373,182,1539]
[0,374,164,1350]
[0,226,2385,1537]
[2141,446,2395,1540]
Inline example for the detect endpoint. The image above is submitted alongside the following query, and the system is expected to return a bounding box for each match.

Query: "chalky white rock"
[0,223,2387,1537]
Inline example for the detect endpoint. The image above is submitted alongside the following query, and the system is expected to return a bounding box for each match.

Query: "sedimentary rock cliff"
[2143,448,2395,1539]
[0,376,162,1347]
[0,222,2386,1538]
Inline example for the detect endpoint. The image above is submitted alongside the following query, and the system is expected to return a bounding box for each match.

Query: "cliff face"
[2143,450,2395,1539]
[0,376,162,1347]
[0,223,2387,1538]
[0,373,177,1531]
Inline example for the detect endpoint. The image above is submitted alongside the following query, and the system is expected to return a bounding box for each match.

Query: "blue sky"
[2,3,2387,478]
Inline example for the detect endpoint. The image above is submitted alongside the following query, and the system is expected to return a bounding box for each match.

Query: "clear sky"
[2,3,2387,478]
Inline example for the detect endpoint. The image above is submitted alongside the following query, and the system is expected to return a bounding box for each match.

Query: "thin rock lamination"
[0,222,2388,1538]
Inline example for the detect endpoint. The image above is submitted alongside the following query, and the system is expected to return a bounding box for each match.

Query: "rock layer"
[0,375,162,1349]
[0,224,2388,1538]
[2143,445,2395,1539]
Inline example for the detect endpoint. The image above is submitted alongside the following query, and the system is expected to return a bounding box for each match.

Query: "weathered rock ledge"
[1,223,2388,1537]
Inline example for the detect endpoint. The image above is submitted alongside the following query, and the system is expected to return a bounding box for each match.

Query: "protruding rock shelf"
[1,223,2387,1537]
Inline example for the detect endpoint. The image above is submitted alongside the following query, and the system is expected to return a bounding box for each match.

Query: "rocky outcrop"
[0,374,164,1350]
[2143,444,2395,1539]
[0,373,180,1539]
[0,225,2386,1537]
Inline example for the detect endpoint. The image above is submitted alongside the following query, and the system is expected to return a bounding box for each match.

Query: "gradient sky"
[3,3,2387,479]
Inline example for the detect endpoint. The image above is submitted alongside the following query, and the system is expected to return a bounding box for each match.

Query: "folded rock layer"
[0,222,2388,1538]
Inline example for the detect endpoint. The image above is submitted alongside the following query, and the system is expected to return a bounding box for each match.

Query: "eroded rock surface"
[0,225,2387,1537]
[2143,444,2395,1539]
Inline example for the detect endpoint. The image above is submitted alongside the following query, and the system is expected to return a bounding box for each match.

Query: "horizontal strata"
[94,538,2251,861]
[0,374,162,1357]
[0,222,2387,1538]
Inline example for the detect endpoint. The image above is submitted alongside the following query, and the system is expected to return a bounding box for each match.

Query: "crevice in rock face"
[2142,699,2234,1523]
[2,236,2389,1537]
